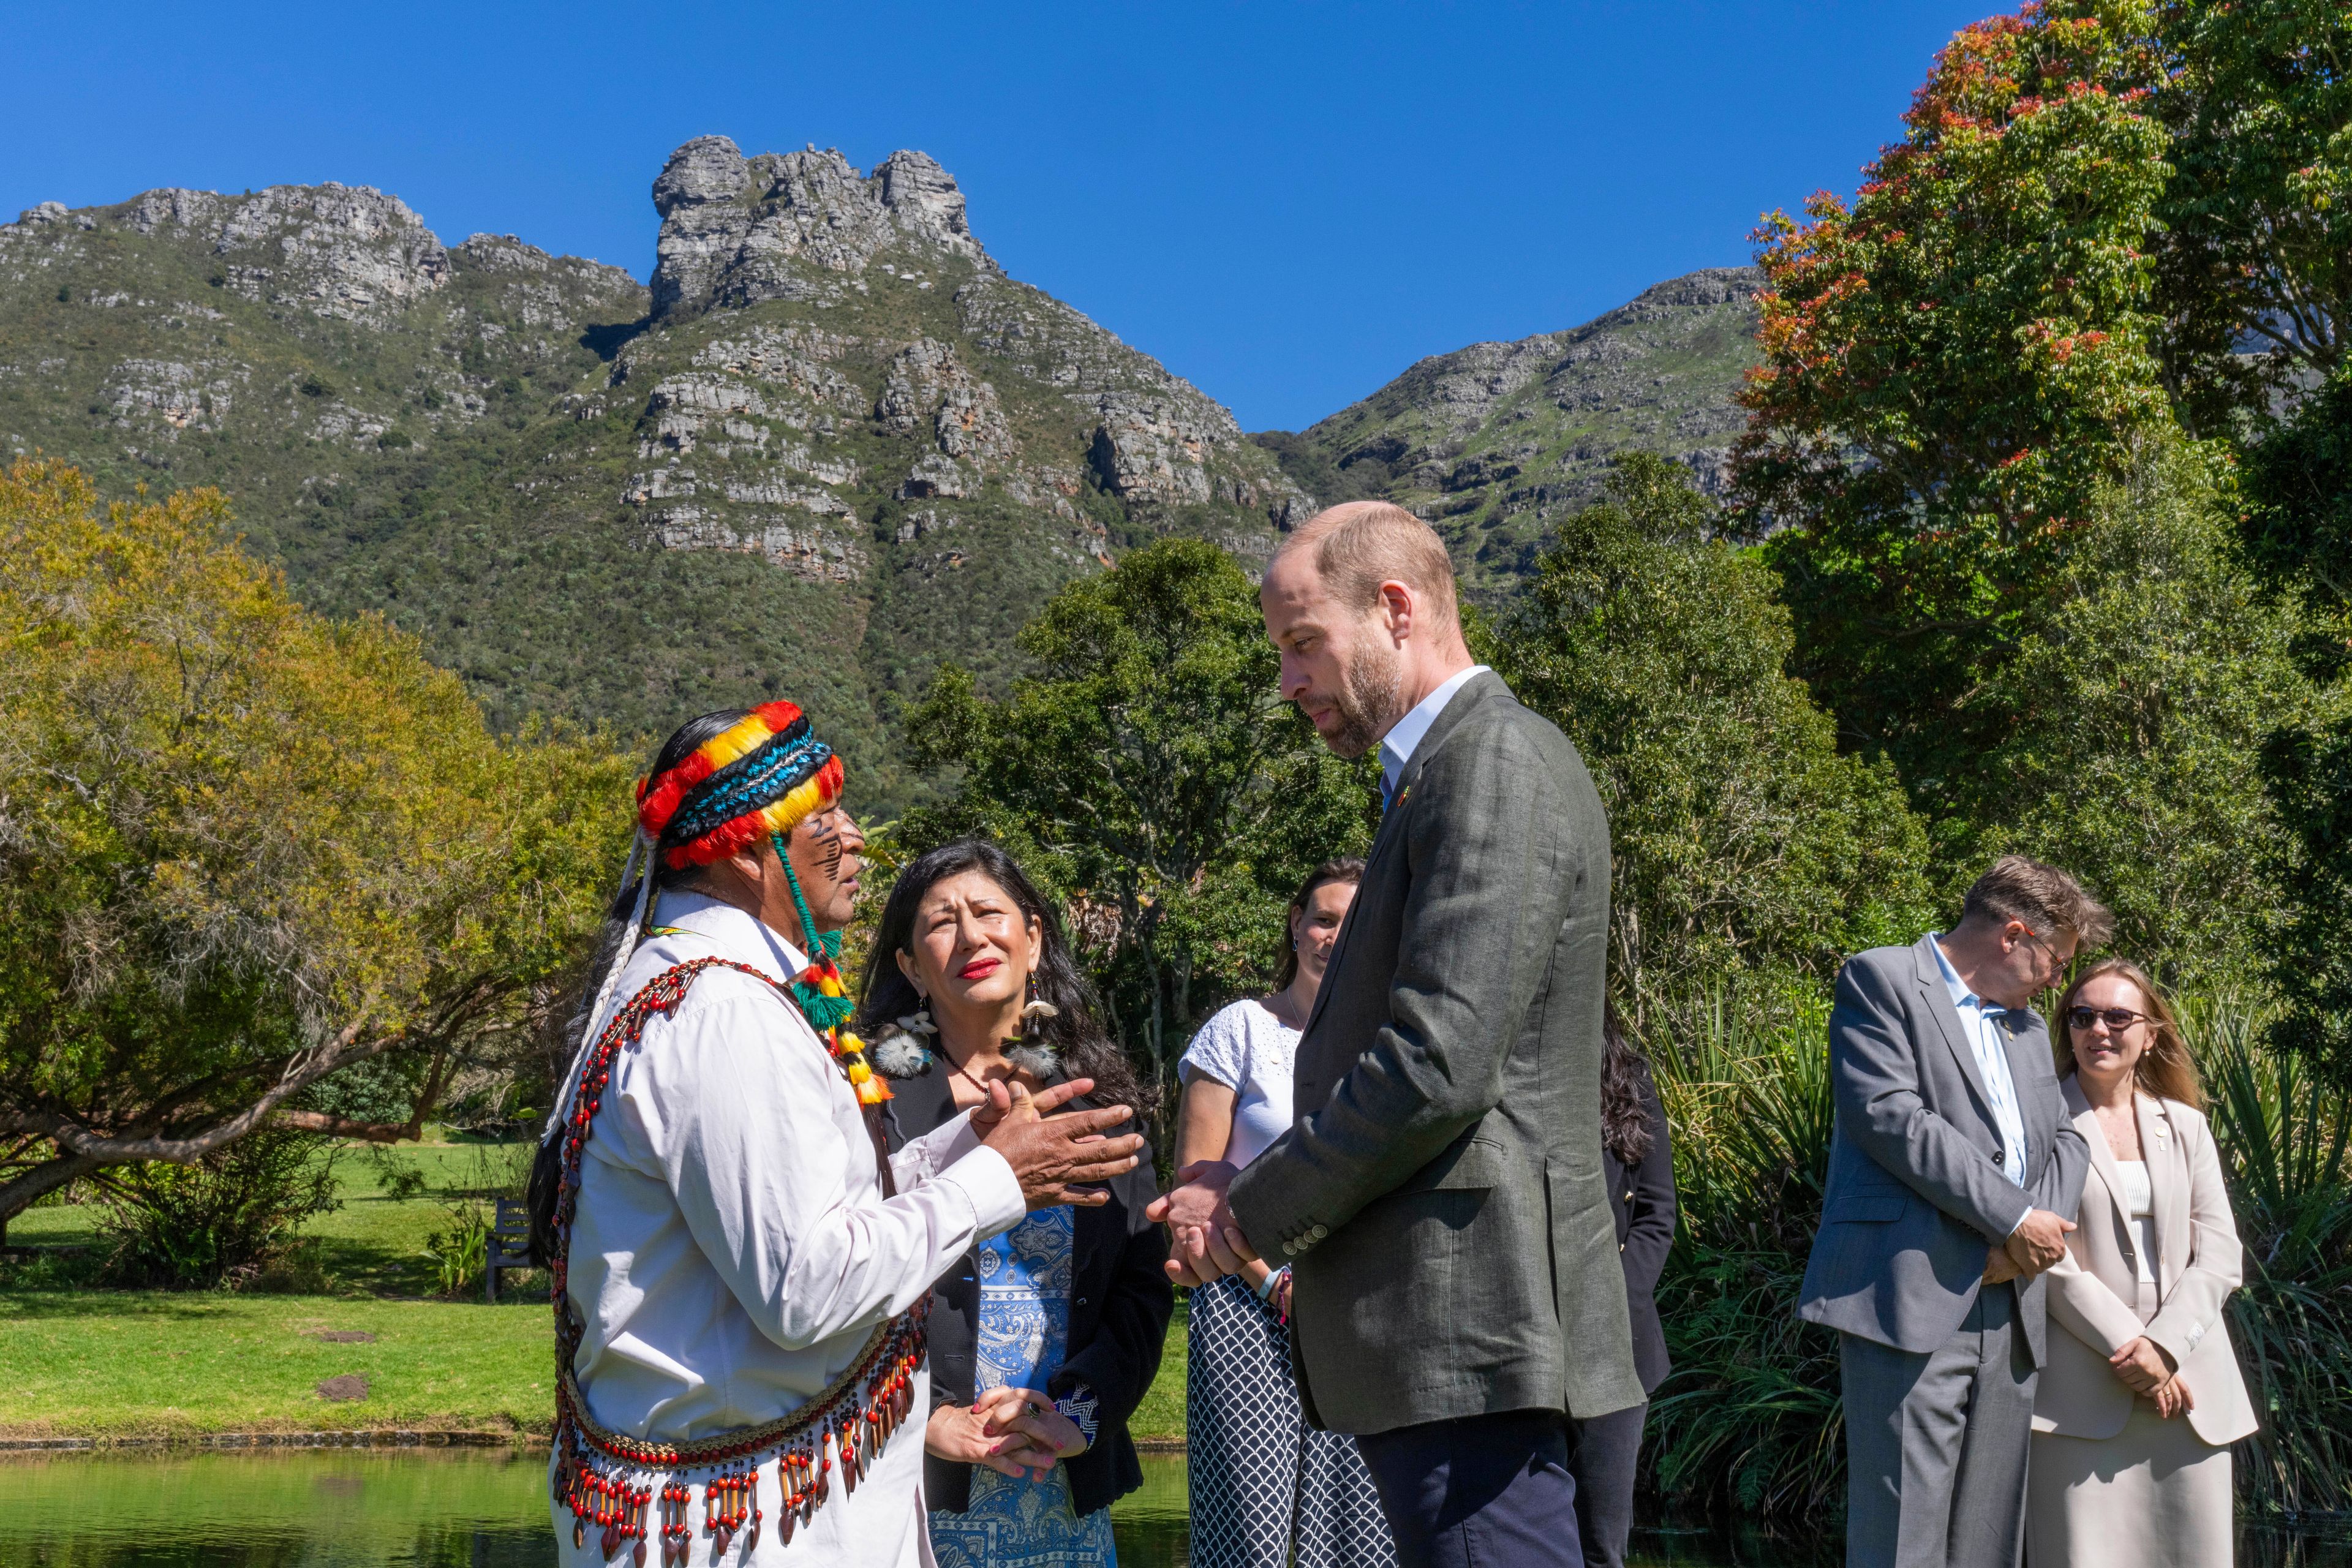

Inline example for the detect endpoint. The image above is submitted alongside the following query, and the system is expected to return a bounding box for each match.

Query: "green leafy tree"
[2155,0,2352,424]
[2245,373,2352,1075]
[1734,3,2177,792]
[903,540,1370,1077]
[1487,456,1935,1017]
[1970,442,2316,985]
[0,460,633,1238]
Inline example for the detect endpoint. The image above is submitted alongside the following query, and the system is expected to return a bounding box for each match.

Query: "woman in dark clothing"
[857,839,1172,1567]
[1569,1002,1677,1568]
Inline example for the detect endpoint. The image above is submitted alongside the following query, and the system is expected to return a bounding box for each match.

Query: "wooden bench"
[484,1195,536,1303]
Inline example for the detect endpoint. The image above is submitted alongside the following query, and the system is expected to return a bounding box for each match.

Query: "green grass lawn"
[2,1137,1191,1443]
[0,1289,552,1439]
[1132,1297,1187,1445]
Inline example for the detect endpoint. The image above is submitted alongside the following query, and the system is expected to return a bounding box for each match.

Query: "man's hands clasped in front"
[1143,1158,1260,1286]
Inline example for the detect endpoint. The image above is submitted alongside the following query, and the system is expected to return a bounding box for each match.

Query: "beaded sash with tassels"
[549,957,923,1563]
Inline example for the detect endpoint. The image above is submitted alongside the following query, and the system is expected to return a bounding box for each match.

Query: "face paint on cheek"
[802,815,847,880]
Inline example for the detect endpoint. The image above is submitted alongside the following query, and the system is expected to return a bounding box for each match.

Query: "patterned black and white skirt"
[1186,1273,1398,1568]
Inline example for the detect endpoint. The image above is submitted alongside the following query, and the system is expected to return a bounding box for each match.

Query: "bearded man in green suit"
[1149,500,1642,1568]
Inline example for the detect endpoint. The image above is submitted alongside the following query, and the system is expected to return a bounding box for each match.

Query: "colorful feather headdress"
[545,701,884,1145]
[635,700,843,867]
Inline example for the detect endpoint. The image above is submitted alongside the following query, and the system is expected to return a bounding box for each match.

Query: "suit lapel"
[1912,936,1994,1114]
[1298,672,1505,1044]
[2065,1075,2134,1243]
[2142,1096,2188,1292]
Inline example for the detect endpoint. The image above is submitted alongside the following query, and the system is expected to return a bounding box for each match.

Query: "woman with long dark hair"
[1569,1002,1676,1568]
[1172,858,1395,1568]
[856,839,1170,1568]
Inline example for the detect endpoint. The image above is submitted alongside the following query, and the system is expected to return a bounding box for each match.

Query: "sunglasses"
[2067,1006,2148,1033]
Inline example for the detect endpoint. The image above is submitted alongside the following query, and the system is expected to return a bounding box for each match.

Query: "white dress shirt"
[1378,663,1490,802]
[552,891,1026,1568]
[1929,932,2030,1199]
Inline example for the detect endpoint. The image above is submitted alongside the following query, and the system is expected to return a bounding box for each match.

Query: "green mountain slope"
[0,141,1308,811]
[1253,268,1761,598]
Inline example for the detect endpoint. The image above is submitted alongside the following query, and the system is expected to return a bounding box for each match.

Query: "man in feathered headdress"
[535,702,1144,1568]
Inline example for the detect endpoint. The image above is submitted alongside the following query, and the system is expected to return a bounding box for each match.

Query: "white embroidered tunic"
[551,892,1027,1568]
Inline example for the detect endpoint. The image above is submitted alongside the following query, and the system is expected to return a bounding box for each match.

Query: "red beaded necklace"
[548,957,922,1564]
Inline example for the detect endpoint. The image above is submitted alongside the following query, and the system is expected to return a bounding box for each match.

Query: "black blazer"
[1602,1066,1676,1395]
[883,1063,1172,1518]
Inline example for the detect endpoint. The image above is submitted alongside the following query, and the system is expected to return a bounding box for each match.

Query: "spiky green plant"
[1643,979,1845,1518]
[2192,997,2352,1520]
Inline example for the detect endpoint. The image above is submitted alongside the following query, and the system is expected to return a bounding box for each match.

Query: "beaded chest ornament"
[548,957,919,1563]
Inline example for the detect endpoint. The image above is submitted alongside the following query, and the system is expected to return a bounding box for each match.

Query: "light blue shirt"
[1378,664,1490,804]
[1929,932,2029,1193]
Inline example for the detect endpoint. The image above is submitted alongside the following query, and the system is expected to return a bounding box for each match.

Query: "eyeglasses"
[2015,922,2071,974]
[2067,1006,2149,1033]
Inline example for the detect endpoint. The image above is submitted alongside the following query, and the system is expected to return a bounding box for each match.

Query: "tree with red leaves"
[1733,3,2179,797]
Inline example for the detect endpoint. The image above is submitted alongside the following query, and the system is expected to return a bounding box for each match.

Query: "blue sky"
[2,1,1991,431]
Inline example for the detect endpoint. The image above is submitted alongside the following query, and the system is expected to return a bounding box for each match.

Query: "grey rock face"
[121,183,453,319]
[649,137,991,320]
[0,138,1306,777]
[1272,267,1762,592]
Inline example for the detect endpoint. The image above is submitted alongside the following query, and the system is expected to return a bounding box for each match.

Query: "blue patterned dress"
[927,1206,1118,1567]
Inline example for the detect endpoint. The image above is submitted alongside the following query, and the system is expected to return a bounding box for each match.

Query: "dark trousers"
[1354,1409,1582,1568]
[1567,1401,1646,1568]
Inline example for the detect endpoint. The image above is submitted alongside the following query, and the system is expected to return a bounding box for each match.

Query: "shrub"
[425,1200,491,1297]
[1643,979,1844,1518]
[2195,997,2352,1518]
[94,1130,340,1290]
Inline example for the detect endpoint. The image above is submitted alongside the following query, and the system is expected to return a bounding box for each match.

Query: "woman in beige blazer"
[2028,958,2256,1566]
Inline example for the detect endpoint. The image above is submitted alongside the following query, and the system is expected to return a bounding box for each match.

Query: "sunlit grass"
[0,1289,551,1439]
[4,1134,1194,1443]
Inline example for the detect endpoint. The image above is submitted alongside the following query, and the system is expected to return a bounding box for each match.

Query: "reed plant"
[2190,997,2352,1521]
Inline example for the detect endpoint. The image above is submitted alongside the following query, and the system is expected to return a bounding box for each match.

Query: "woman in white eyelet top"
[2027,959,2256,1568]
[1172,859,1396,1568]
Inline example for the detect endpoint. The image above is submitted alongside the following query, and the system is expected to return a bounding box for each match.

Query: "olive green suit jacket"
[1227,670,1643,1434]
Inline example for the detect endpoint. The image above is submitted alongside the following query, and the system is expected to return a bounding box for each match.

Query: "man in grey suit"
[1801,855,2111,1567]
[1148,501,1642,1568]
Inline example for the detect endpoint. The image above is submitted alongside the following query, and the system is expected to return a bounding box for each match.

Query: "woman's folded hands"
[2110,1334,2193,1417]
[924,1386,1089,1480]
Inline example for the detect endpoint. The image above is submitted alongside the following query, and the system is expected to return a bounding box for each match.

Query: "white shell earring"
[871,993,939,1077]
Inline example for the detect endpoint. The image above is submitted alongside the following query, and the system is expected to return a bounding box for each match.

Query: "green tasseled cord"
[773,831,856,1031]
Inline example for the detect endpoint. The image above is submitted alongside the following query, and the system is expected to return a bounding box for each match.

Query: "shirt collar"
[1929,931,1999,1016]
[653,889,811,979]
[1378,665,1489,798]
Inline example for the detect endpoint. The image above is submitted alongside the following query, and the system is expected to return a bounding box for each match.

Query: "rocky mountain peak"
[649,136,990,320]
[1262,266,1763,596]
[112,183,451,320]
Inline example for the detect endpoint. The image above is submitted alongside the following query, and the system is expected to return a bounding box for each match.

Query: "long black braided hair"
[526,710,747,1263]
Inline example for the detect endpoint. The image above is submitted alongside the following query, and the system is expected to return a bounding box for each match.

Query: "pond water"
[2,1447,2342,1567]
